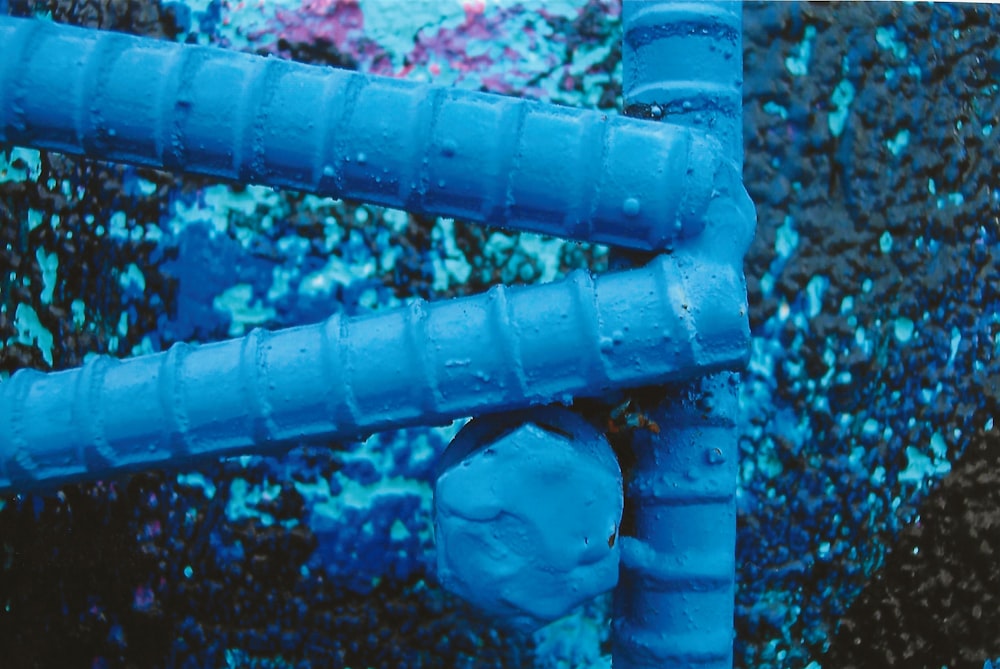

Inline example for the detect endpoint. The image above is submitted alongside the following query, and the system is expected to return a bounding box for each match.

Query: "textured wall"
[0,1,998,668]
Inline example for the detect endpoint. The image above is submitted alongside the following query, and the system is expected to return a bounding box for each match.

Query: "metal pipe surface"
[0,255,748,493]
[613,2,747,668]
[0,16,744,253]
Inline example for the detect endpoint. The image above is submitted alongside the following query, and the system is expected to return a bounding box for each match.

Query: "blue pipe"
[0,13,754,661]
[0,14,753,495]
[613,2,748,668]
[0,254,749,493]
[0,16,745,254]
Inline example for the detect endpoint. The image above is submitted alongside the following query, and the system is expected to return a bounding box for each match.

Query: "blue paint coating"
[0,253,748,492]
[613,375,740,668]
[622,0,744,164]
[434,406,622,633]
[615,2,748,668]
[0,7,754,663]
[0,16,750,254]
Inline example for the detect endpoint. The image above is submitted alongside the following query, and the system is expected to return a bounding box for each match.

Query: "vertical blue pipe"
[614,2,746,668]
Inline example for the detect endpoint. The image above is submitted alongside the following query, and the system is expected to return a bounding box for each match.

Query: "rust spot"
[607,533,616,548]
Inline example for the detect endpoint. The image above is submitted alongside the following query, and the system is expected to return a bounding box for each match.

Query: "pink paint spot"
[133,584,155,611]
[250,0,390,68]
[464,0,486,16]
[143,519,161,539]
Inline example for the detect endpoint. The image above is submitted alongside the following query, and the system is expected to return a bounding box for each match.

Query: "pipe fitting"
[433,406,622,632]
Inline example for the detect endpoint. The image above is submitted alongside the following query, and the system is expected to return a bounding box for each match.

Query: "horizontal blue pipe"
[0,16,746,253]
[0,255,749,493]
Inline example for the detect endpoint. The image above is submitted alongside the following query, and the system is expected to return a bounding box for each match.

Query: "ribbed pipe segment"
[622,1,744,164]
[613,375,739,668]
[0,255,749,493]
[0,16,742,253]
[613,2,746,668]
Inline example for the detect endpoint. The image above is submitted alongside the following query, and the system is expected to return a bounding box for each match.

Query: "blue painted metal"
[434,406,622,633]
[0,254,748,493]
[0,7,754,662]
[0,16,743,254]
[613,3,747,668]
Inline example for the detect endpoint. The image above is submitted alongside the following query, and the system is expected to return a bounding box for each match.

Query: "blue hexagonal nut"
[434,406,623,632]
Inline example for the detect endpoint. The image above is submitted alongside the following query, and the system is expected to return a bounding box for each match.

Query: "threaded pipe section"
[622,1,744,164]
[613,374,739,669]
[614,2,746,667]
[0,16,736,252]
[0,255,747,493]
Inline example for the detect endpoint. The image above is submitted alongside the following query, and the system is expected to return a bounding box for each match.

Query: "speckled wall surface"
[0,1,997,668]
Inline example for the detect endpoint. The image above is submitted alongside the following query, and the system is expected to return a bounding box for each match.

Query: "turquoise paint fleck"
[805,275,828,318]
[875,26,908,59]
[70,299,86,328]
[763,101,788,120]
[11,303,54,365]
[27,208,43,232]
[119,263,146,292]
[930,432,948,462]
[894,317,914,343]
[130,336,156,358]
[431,217,473,291]
[759,272,774,296]
[177,472,218,499]
[0,147,41,183]
[136,178,158,196]
[785,26,816,76]
[212,284,277,337]
[886,128,910,156]
[775,215,799,258]
[389,519,411,542]
[879,231,893,253]
[948,327,962,366]
[817,542,831,559]
[108,211,128,240]
[828,79,855,137]
[34,248,58,305]
[899,444,951,484]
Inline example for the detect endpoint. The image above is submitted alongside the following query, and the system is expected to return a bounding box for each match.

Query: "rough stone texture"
[1,1,998,667]
[823,425,1000,668]
[739,2,1000,666]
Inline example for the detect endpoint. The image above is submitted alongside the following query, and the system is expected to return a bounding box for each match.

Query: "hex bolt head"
[434,406,623,632]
